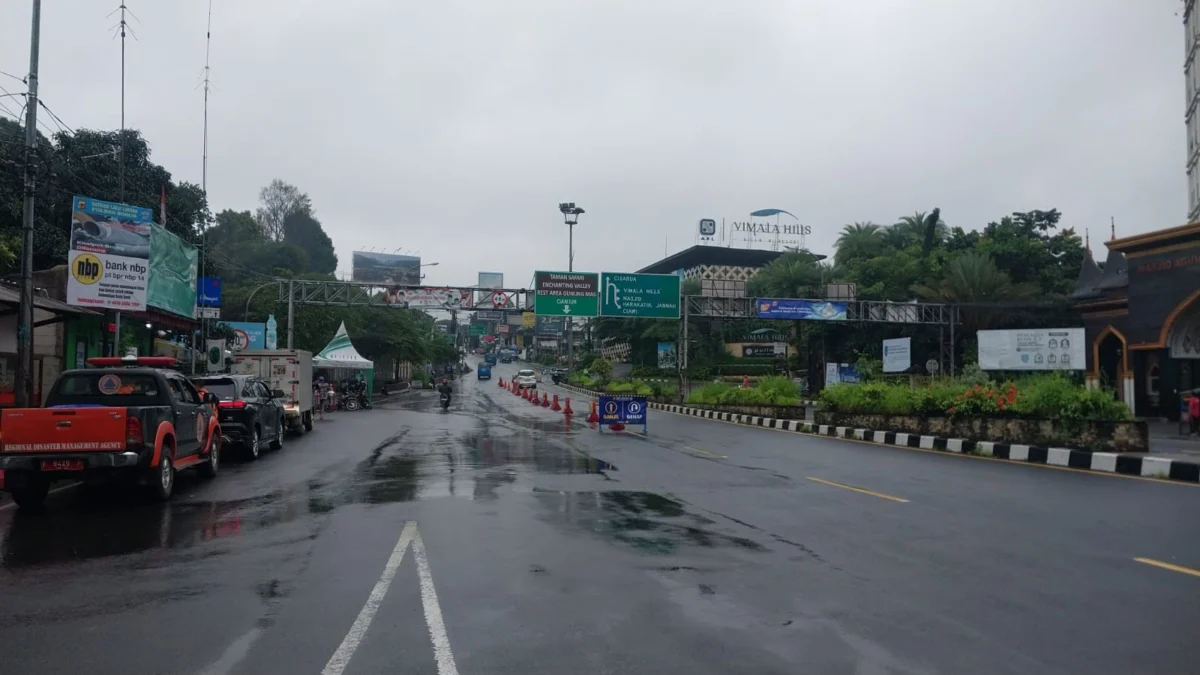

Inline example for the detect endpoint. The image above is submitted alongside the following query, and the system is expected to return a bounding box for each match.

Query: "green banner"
[147,224,198,318]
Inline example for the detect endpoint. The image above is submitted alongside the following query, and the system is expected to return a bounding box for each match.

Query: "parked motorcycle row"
[316,378,373,412]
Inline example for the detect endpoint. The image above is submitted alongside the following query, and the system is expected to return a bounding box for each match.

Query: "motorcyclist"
[437,377,452,407]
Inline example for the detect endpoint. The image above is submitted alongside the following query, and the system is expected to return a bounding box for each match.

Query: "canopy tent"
[314,322,373,369]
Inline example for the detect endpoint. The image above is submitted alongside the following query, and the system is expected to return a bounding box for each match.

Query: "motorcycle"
[439,392,451,412]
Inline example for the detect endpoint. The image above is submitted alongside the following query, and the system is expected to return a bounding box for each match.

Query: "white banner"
[882,337,911,373]
[978,328,1084,371]
[383,287,472,309]
[66,195,152,311]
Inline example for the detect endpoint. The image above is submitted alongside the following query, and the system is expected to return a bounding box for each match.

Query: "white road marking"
[321,520,417,675]
[413,528,460,675]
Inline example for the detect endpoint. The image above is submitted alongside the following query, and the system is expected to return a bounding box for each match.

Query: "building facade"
[1072,223,1200,420]
[1186,0,1200,221]
[637,245,784,297]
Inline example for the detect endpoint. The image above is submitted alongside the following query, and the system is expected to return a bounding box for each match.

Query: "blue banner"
[598,394,648,428]
[197,277,222,307]
[756,299,847,321]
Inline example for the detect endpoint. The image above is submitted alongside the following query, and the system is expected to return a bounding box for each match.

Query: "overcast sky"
[0,0,1186,287]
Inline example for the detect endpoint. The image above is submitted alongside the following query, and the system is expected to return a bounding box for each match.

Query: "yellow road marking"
[687,446,727,459]
[651,406,1199,488]
[1134,557,1200,578]
[806,476,909,503]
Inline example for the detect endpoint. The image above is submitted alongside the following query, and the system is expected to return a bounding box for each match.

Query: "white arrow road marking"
[321,521,459,675]
[321,521,417,675]
[414,528,460,675]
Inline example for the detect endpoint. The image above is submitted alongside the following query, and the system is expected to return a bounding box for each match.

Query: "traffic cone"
[551,394,561,411]
[498,377,504,388]
[610,422,626,432]
[564,397,575,416]
[531,389,541,406]
[585,400,598,423]
[513,383,521,396]
[541,392,550,407]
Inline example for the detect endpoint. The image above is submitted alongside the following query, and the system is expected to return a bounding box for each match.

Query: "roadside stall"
[313,322,375,401]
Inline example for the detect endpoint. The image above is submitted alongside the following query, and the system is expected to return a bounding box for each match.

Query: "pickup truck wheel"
[246,427,261,460]
[269,417,284,450]
[198,435,220,478]
[11,481,49,509]
[150,454,175,502]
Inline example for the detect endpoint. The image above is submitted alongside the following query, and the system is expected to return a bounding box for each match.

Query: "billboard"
[66,195,153,311]
[882,337,911,373]
[221,322,266,351]
[757,299,847,321]
[352,251,422,285]
[536,316,566,335]
[657,342,677,369]
[382,286,472,309]
[977,329,1084,371]
[147,224,199,318]
[478,272,504,289]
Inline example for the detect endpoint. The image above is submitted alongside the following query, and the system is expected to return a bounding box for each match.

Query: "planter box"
[685,403,809,420]
[814,411,1149,453]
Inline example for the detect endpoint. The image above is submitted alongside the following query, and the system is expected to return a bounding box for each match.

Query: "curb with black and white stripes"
[549,383,1200,485]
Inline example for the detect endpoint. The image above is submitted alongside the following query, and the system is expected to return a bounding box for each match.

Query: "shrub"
[590,357,614,381]
[686,376,799,406]
[819,374,1130,423]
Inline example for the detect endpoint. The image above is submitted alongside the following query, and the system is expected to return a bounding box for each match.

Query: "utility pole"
[16,0,42,408]
[198,0,213,372]
[110,2,133,356]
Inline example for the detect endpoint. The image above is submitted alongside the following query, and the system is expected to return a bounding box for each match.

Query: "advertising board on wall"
[977,328,1084,371]
[657,342,677,369]
[352,251,422,285]
[882,337,912,373]
[66,195,152,311]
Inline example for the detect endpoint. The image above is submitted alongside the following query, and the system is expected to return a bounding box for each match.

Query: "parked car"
[516,369,538,390]
[191,374,287,460]
[0,356,221,508]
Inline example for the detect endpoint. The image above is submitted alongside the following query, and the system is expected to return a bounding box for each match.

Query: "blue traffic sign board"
[598,394,648,433]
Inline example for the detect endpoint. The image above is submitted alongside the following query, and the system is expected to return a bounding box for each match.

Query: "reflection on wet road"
[0,359,1197,675]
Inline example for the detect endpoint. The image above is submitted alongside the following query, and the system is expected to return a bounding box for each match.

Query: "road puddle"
[535,490,767,555]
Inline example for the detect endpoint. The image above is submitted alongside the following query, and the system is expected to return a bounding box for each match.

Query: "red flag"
[159,185,167,225]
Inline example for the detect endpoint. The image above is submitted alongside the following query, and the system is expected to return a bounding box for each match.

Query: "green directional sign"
[468,323,487,335]
[534,270,599,317]
[600,272,681,318]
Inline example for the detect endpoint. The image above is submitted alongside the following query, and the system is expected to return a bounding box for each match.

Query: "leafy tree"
[976,209,1084,297]
[283,211,338,274]
[682,277,701,296]
[255,179,311,241]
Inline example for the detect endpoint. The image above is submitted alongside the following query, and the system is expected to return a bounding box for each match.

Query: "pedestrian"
[741,375,751,389]
[1189,391,1200,436]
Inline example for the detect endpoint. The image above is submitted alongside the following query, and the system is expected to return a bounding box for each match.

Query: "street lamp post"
[558,202,584,371]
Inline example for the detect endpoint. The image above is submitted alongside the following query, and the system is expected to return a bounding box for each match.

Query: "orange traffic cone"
[531,389,541,405]
[564,397,575,416]
[585,400,597,423]
[541,392,550,407]
[610,422,626,431]
[498,377,504,388]
[551,394,561,411]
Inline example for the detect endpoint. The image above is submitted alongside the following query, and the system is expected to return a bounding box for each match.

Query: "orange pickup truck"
[0,356,222,509]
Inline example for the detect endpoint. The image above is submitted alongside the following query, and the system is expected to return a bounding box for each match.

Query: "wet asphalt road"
[1,360,1198,675]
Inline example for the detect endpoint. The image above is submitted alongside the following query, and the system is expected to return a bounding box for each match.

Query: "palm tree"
[912,251,1039,332]
[748,250,825,298]
[834,222,883,265]
[891,209,947,253]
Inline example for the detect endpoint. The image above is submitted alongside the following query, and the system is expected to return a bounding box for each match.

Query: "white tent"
[314,322,374,370]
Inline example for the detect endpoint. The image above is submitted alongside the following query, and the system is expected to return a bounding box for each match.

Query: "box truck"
[230,349,315,432]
